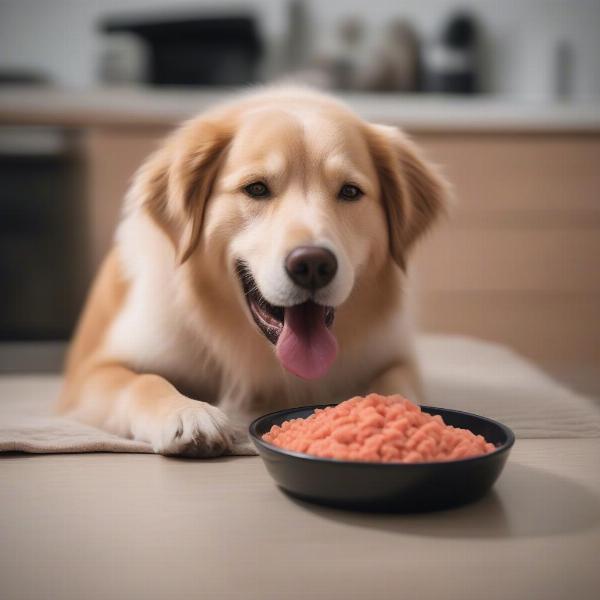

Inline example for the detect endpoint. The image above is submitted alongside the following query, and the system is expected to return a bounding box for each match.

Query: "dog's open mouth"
[236,262,337,380]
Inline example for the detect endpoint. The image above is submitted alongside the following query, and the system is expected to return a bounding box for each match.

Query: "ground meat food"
[262,394,496,463]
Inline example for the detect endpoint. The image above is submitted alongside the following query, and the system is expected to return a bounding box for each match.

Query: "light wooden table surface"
[1,438,599,600]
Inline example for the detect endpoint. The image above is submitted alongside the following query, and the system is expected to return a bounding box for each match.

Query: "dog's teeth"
[236,259,285,343]
[325,307,335,327]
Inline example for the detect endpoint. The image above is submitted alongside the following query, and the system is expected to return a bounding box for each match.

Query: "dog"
[58,86,449,457]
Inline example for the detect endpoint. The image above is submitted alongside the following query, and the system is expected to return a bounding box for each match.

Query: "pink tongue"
[276,303,338,380]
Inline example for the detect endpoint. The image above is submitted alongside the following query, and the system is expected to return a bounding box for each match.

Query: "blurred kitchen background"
[0,0,598,396]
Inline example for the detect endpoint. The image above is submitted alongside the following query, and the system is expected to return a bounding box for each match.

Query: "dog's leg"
[61,363,233,457]
[367,361,424,404]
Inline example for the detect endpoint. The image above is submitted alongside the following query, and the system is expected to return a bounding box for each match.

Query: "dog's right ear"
[131,117,232,263]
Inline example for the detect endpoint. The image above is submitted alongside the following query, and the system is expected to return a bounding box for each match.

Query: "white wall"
[0,0,599,100]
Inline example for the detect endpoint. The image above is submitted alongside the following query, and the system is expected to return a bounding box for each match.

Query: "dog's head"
[135,88,449,380]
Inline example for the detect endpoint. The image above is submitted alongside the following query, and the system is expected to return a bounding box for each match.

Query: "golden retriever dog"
[58,86,449,456]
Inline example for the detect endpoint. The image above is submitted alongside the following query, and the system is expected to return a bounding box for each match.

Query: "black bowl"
[249,404,515,512]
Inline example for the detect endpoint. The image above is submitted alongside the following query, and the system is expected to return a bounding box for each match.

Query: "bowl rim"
[249,403,516,467]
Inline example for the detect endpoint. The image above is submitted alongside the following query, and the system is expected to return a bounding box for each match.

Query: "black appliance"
[101,14,263,86]
[0,126,86,341]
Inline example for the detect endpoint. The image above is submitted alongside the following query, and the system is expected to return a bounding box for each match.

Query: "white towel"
[0,335,598,455]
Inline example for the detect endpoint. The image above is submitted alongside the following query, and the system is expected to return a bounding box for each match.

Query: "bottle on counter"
[329,17,365,90]
[425,12,479,94]
[554,39,574,101]
[361,19,422,92]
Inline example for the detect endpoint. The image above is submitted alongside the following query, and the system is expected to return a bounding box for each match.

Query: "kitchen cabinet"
[413,133,600,367]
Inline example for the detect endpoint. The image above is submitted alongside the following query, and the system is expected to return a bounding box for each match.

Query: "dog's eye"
[338,183,364,201]
[243,181,271,199]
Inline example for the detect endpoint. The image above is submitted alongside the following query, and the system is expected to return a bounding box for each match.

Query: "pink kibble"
[262,394,496,463]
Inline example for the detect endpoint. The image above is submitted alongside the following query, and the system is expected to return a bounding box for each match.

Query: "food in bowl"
[262,394,496,463]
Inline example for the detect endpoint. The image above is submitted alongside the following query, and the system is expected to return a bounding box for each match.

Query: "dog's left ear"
[368,124,451,270]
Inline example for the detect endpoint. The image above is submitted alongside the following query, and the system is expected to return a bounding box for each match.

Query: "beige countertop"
[1,438,600,600]
[0,86,599,131]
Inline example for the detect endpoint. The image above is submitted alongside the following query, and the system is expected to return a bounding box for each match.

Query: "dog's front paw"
[153,401,233,457]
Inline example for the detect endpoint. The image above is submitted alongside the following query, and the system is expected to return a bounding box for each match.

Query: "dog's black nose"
[285,246,338,290]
